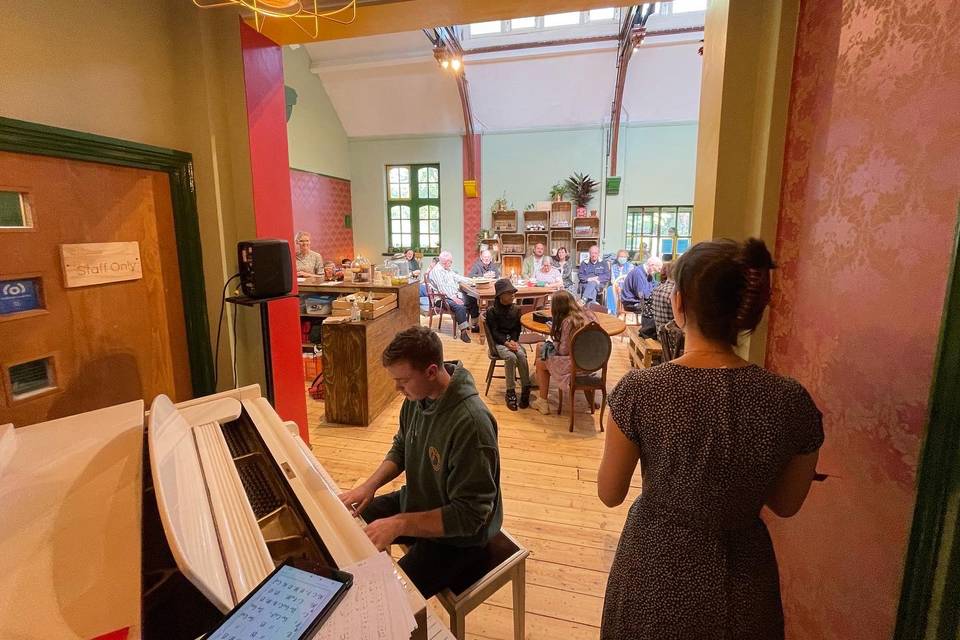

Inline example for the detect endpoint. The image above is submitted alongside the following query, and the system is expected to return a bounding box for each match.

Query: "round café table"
[520,311,627,337]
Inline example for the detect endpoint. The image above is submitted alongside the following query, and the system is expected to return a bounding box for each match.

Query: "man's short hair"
[382,326,444,370]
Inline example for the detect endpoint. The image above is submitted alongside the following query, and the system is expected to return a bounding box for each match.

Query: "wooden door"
[0,151,191,426]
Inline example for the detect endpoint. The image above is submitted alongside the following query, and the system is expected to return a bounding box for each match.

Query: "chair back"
[570,321,612,373]
[425,282,443,310]
[658,320,685,361]
[612,283,624,317]
[586,301,608,315]
[517,294,548,316]
[481,317,500,360]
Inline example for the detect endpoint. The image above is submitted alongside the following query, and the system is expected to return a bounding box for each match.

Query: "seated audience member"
[522,243,547,278]
[429,251,480,342]
[468,249,501,279]
[621,257,661,338]
[610,249,634,282]
[536,255,563,286]
[631,242,651,265]
[295,231,324,277]
[338,326,503,599]
[578,245,611,304]
[532,291,590,415]
[597,238,822,640]
[651,261,676,331]
[552,246,578,295]
[405,249,421,278]
[485,279,532,411]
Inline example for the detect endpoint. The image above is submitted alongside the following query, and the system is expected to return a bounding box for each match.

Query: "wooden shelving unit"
[550,201,573,229]
[500,233,525,256]
[549,229,572,256]
[478,236,501,262]
[523,210,549,232]
[525,232,548,252]
[492,209,518,233]
[573,216,600,239]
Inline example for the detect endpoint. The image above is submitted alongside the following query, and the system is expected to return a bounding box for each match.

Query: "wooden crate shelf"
[525,232,548,252]
[575,239,597,263]
[523,210,549,232]
[500,233,525,255]
[550,201,573,229]
[492,210,518,233]
[502,255,523,278]
[573,216,600,238]
[549,229,572,256]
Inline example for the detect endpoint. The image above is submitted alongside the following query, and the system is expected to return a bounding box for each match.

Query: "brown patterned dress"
[601,363,824,640]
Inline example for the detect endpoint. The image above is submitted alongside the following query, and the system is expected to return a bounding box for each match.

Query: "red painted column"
[462,134,482,272]
[239,22,309,441]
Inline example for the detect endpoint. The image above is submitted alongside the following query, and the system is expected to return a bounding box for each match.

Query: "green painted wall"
[481,123,698,255]
[283,46,350,179]
[348,135,464,266]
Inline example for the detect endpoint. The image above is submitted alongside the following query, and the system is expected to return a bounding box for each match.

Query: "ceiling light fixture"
[192,0,357,38]
[450,58,461,71]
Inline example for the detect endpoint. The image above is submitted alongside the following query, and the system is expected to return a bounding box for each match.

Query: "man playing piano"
[338,326,504,598]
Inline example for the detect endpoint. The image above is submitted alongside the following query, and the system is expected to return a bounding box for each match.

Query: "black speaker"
[238,239,292,299]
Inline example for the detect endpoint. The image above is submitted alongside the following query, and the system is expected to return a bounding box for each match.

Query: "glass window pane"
[427,168,439,182]
[672,0,707,12]
[660,238,674,256]
[419,220,430,234]
[390,205,401,219]
[430,220,440,233]
[418,183,429,199]
[428,184,439,199]
[470,20,501,35]
[641,214,654,235]
[660,209,677,235]
[399,184,410,199]
[391,220,402,234]
[389,185,400,199]
[388,167,400,184]
[397,167,409,183]
[401,220,411,233]
[0,191,29,228]
[544,12,581,27]
[677,210,692,236]
[511,16,536,29]
[677,238,691,254]
[400,205,410,219]
[588,8,616,21]
[417,167,429,184]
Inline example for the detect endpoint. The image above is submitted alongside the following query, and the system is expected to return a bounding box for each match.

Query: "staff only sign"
[60,242,143,288]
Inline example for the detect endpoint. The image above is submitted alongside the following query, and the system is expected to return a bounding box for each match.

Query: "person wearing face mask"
[610,250,634,282]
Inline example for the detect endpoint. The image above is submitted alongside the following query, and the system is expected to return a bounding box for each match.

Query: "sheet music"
[314,552,417,640]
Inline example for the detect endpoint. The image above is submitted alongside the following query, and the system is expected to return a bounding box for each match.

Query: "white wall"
[481,122,698,254]
[348,136,465,266]
[283,46,351,179]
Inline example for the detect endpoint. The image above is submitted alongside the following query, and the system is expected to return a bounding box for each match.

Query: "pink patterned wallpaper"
[765,1,960,638]
[462,133,482,272]
[290,169,355,263]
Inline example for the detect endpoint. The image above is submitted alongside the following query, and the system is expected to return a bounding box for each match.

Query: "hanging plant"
[549,182,568,202]
[564,172,598,208]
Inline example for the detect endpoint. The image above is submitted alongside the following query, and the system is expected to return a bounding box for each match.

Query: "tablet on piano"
[204,560,352,640]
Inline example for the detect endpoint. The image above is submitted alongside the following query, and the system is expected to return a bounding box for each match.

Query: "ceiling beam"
[462,26,703,56]
[608,4,656,177]
[425,27,477,179]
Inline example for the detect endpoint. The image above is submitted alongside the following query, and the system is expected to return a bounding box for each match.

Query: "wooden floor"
[306,317,641,640]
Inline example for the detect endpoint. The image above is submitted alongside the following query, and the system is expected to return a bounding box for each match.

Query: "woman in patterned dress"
[532,291,589,415]
[597,238,824,640]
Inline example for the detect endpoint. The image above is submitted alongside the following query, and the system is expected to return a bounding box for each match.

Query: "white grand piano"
[0,385,427,639]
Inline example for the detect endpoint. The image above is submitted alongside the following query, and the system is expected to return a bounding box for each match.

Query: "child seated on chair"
[485,279,532,411]
[533,291,590,415]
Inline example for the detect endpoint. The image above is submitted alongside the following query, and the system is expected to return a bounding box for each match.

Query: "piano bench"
[403,530,528,640]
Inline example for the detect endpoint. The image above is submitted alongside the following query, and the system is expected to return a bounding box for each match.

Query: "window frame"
[385,163,441,255]
[625,205,694,259]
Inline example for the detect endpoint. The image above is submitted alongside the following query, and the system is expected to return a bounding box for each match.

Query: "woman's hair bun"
[740,237,776,271]
[734,238,775,331]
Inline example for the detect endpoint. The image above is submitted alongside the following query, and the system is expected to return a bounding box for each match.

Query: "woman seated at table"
[532,291,590,415]
[552,246,578,295]
[535,255,563,287]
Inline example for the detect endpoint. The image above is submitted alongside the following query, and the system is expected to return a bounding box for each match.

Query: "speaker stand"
[225,293,297,406]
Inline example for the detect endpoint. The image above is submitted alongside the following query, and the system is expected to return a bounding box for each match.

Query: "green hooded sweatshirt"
[385,361,503,547]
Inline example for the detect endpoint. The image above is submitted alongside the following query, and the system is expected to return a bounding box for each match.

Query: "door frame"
[0,116,214,397]
[895,204,960,639]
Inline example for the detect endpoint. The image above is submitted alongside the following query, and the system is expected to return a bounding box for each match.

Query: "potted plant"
[549,182,568,202]
[565,172,598,217]
[490,192,509,213]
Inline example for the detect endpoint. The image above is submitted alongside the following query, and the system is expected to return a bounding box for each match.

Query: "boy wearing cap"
[484,278,532,411]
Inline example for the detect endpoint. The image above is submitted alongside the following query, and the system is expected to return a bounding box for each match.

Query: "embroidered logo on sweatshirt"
[428,446,441,472]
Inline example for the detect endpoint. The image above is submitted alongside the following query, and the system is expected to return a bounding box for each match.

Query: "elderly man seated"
[295,231,324,277]
[578,244,610,304]
[468,249,501,279]
[428,250,480,342]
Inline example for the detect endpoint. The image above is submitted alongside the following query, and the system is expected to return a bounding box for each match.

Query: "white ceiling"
[302,14,703,137]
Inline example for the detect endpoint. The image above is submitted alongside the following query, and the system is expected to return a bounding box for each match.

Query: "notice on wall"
[60,242,142,288]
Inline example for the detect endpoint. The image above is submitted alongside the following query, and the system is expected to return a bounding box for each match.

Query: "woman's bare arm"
[765,451,820,517]
[598,415,642,507]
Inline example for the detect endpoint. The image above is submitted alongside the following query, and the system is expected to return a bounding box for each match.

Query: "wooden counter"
[300,281,420,425]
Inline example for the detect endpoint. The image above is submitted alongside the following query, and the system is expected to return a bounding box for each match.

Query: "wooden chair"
[557,321,612,433]
[480,318,506,396]
[613,282,641,326]
[426,282,456,337]
[517,294,549,352]
[433,530,529,640]
[658,319,685,361]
